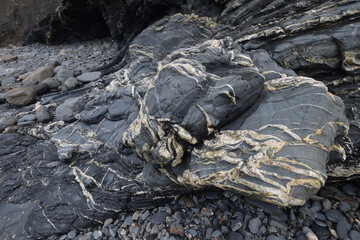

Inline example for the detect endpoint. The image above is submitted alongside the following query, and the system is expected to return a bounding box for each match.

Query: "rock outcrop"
[0,0,360,239]
[0,0,60,47]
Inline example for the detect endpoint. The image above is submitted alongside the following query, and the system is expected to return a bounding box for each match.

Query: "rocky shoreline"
[0,38,359,240]
[1,1,360,239]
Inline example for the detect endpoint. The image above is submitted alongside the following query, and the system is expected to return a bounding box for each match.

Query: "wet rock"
[77,72,101,82]
[5,87,37,106]
[336,219,351,240]
[55,97,85,122]
[22,66,54,86]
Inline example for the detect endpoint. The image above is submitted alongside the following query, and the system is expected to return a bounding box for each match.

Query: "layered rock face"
[0,0,60,47]
[1,0,360,239]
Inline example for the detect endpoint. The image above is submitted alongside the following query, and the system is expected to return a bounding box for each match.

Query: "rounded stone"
[5,87,37,106]
[77,71,101,82]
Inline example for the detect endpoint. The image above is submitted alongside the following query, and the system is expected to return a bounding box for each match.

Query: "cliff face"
[0,0,61,47]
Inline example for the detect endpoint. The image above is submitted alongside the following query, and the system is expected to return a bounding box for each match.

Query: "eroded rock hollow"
[1,0,360,239]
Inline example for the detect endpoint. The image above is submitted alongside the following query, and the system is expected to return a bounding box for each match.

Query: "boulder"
[55,97,85,122]
[5,87,37,106]
[22,66,55,86]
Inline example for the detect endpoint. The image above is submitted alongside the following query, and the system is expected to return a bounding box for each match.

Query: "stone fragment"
[18,114,37,123]
[170,223,184,234]
[22,66,54,86]
[0,93,5,104]
[42,78,61,89]
[5,87,37,106]
[64,77,79,90]
[1,77,16,87]
[0,116,17,131]
[248,217,261,234]
[77,72,101,82]
[55,97,85,122]
[349,230,360,240]
[36,105,51,122]
[2,55,18,62]
[55,68,74,83]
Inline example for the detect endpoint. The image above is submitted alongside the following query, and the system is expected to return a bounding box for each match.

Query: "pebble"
[206,228,213,239]
[0,116,17,130]
[302,226,318,240]
[64,77,79,90]
[22,66,54,86]
[77,71,101,82]
[339,201,351,212]
[92,230,102,240]
[349,230,360,240]
[201,207,214,216]
[212,230,222,238]
[170,223,184,234]
[341,183,359,196]
[248,217,261,234]
[151,211,168,224]
[336,219,351,239]
[67,231,77,239]
[55,96,85,122]
[103,218,113,227]
[226,232,244,240]
[36,105,51,122]
[322,199,332,210]
[141,210,150,221]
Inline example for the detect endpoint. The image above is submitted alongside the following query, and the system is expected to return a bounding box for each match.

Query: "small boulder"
[0,116,17,131]
[2,55,18,62]
[56,68,74,83]
[77,72,101,82]
[23,66,54,86]
[64,77,79,90]
[5,87,37,106]
[36,105,51,123]
[56,97,85,122]
[43,78,61,89]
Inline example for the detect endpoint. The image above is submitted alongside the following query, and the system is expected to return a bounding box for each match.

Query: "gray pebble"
[189,228,198,237]
[151,211,168,225]
[322,199,332,210]
[212,230,222,238]
[109,228,116,238]
[141,210,150,221]
[92,230,102,240]
[77,71,101,82]
[325,209,346,222]
[339,202,351,212]
[336,219,350,240]
[341,183,359,196]
[266,235,286,240]
[125,216,133,226]
[349,230,360,240]
[67,231,77,239]
[226,232,244,240]
[221,226,230,234]
[206,228,213,239]
[248,217,261,234]
[314,220,327,228]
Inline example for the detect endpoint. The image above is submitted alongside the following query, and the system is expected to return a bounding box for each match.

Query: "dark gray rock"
[63,77,79,91]
[248,217,261,234]
[0,116,17,131]
[55,97,85,122]
[336,219,351,240]
[349,230,360,240]
[325,209,346,223]
[36,105,51,122]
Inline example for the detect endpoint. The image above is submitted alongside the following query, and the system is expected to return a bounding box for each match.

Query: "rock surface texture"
[0,0,360,239]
